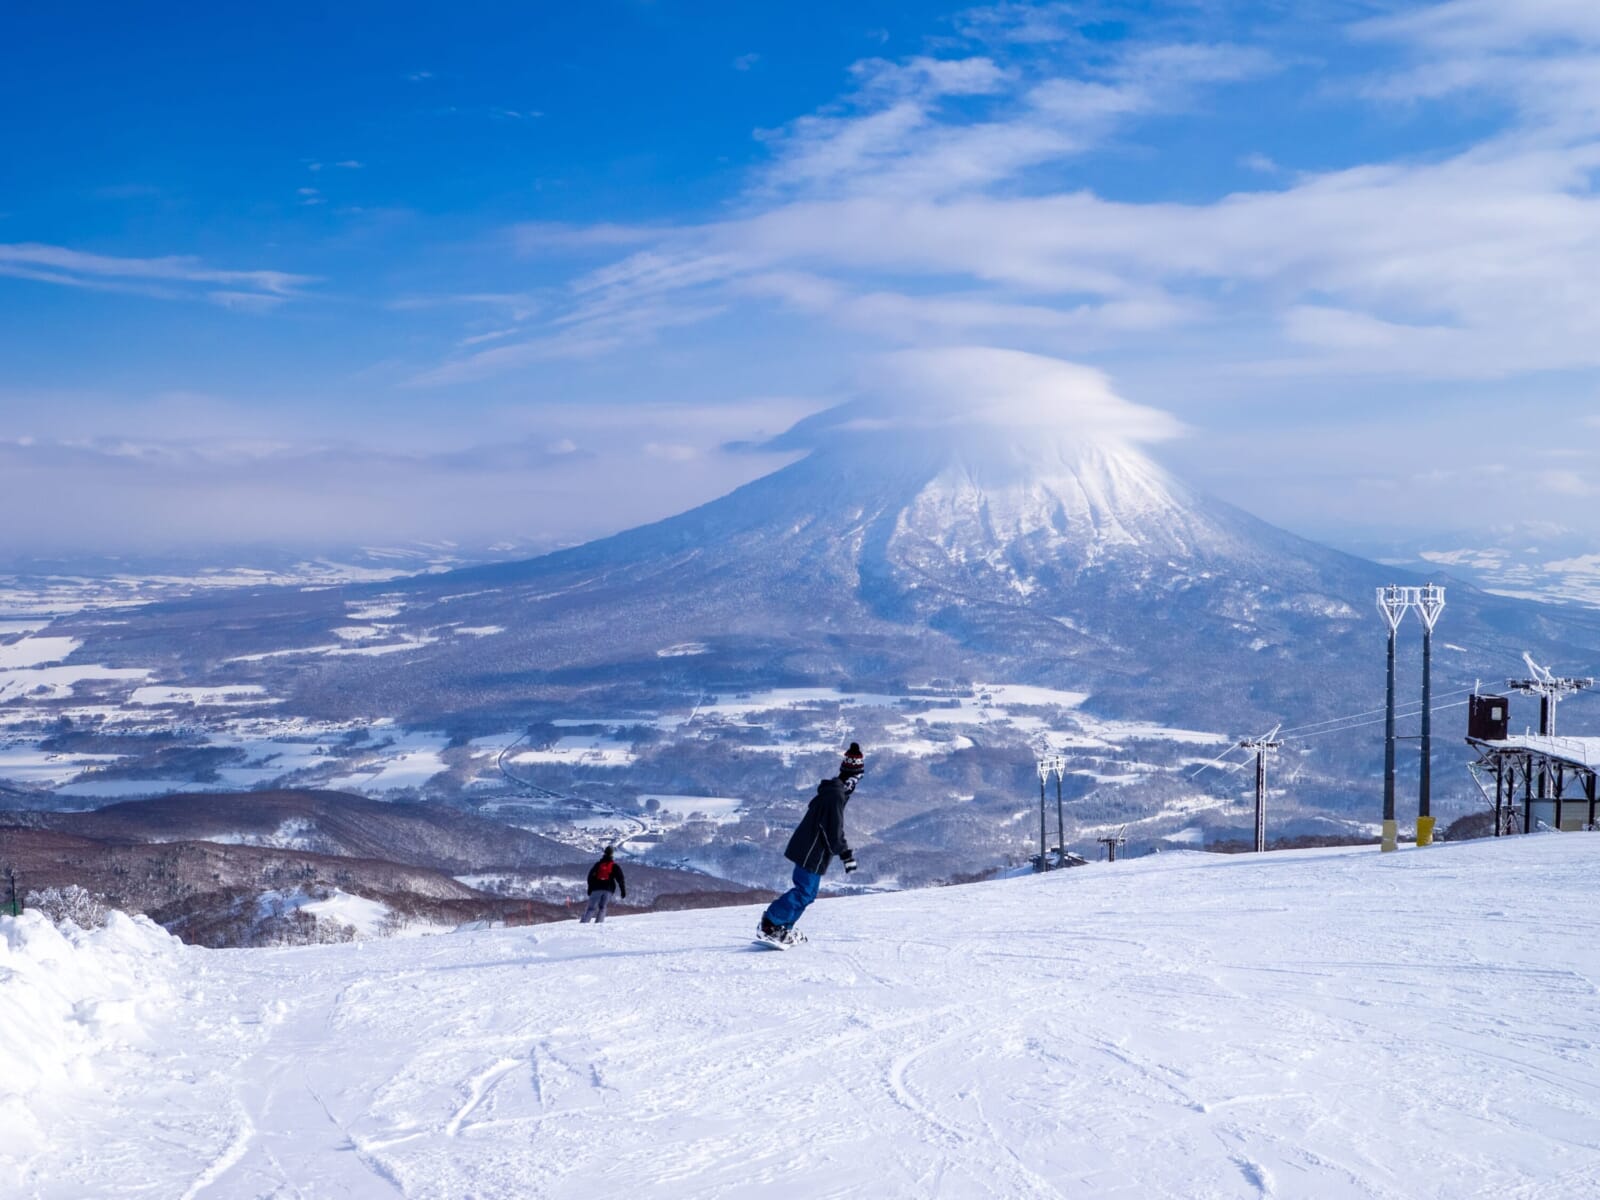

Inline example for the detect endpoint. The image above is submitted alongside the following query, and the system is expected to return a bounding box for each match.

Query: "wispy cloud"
[426,1,1600,389]
[0,243,315,308]
[1356,0,1600,138]
[409,25,1286,385]
[0,398,811,554]
[410,300,725,386]
[955,2,1083,46]
[1356,0,1600,53]
[750,37,1276,204]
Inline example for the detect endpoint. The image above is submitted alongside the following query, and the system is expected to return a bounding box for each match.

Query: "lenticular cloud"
[780,347,1185,448]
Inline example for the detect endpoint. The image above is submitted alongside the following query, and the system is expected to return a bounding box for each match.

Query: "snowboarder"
[580,845,626,923]
[757,742,864,947]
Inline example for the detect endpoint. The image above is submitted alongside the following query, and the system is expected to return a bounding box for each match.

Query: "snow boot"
[757,919,806,947]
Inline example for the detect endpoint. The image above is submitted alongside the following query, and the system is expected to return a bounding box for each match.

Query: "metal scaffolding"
[1467,734,1600,836]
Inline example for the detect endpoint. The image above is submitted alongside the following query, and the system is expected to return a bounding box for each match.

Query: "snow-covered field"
[640,794,745,823]
[325,731,452,792]
[8,835,1600,1198]
[0,645,1236,839]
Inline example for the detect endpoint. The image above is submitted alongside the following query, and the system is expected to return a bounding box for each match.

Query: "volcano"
[36,356,1600,873]
[76,396,1600,740]
[56,337,1600,745]
[423,422,1389,718]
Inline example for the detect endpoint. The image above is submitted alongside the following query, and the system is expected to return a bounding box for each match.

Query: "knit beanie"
[839,742,865,780]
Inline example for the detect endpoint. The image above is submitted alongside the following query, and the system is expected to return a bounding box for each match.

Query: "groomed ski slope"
[7,837,1600,1199]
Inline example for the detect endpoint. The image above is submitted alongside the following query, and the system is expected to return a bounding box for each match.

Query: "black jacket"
[587,858,626,898]
[784,778,853,875]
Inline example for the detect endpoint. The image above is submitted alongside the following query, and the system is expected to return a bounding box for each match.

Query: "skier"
[757,742,864,947]
[580,845,626,923]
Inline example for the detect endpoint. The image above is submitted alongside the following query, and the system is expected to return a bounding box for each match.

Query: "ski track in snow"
[12,837,1600,1198]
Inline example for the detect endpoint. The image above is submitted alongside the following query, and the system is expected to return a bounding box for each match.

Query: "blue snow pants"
[763,865,822,928]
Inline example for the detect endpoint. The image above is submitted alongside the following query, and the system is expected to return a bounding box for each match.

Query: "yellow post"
[1416,815,1436,847]
[1381,819,1398,853]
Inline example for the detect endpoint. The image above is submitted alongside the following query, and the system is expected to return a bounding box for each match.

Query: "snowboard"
[752,932,805,950]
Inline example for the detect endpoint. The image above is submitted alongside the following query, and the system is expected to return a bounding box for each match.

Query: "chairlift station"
[1467,676,1600,836]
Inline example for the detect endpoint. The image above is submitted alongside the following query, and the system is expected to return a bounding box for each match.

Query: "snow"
[0,663,152,703]
[640,794,745,823]
[1482,733,1600,770]
[0,636,81,668]
[347,601,405,620]
[0,912,178,1162]
[0,638,155,706]
[204,818,319,850]
[228,632,439,661]
[327,634,440,657]
[454,873,577,894]
[297,890,393,938]
[494,681,1224,802]
[0,619,52,636]
[876,733,973,757]
[0,746,123,785]
[508,734,635,768]
[9,836,1600,1197]
[455,625,504,637]
[1067,768,1143,785]
[325,731,451,791]
[129,684,271,706]
[469,730,525,751]
[332,625,385,640]
[676,687,913,722]
[656,642,709,657]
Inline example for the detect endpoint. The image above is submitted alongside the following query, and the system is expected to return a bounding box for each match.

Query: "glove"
[841,850,858,874]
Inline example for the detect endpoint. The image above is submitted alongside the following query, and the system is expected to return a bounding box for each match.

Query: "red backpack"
[595,860,614,882]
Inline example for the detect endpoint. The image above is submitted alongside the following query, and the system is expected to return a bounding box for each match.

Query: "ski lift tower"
[1098,825,1128,863]
[1376,586,1412,852]
[1413,584,1445,846]
[1507,654,1594,740]
[1037,755,1067,869]
[1238,727,1283,853]
[1506,655,1595,812]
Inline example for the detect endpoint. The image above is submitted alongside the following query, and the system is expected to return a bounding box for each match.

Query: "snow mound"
[0,911,180,1156]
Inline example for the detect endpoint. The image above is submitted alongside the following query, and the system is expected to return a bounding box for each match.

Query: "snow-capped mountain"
[210,415,1541,729]
[24,400,1600,875]
[43,406,1600,740]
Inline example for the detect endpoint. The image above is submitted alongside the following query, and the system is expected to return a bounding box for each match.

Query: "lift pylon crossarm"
[1097,824,1128,863]
[1412,583,1446,632]
[1506,657,1595,740]
[1034,755,1069,871]
[1376,585,1411,632]
[1376,584,1447,852]
[1506,676,1595,696]
[1236,729,1283,853]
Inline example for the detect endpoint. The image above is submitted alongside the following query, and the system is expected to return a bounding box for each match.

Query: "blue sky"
[4,1,1600,557]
